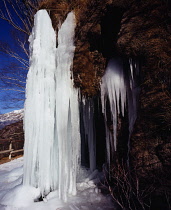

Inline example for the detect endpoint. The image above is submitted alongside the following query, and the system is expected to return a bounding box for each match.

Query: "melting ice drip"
[101,58,139,164]
[24,10,80,201]
[81,98,96,172]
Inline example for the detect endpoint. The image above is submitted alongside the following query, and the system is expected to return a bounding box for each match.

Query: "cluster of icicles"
[101,58,140,164]
[24,10,139,201]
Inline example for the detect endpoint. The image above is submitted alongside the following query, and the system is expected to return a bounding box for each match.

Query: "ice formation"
[24,10,80,201]
[24,10,56,195]
[128,58,140,135]
[24,7,139,204]
[101,58,139,163]
[55,11,80,201]
[81,98,96,172]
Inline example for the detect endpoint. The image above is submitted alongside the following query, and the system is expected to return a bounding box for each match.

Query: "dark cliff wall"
[117,0,171,176]
[39,0,171,167]
[39,0,171,205]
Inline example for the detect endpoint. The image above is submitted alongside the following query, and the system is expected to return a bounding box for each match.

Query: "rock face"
[118,0,171,178]
[39,0,171,156]
[39,0,171,205]
[116,1,171,204]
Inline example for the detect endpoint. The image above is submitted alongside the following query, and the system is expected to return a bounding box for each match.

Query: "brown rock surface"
[39,0,171,199]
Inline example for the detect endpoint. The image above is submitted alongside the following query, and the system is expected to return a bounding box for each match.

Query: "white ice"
[24,9,81,202]
[55,11,80,201]
[101,58,126,162]
[24,10,56,196]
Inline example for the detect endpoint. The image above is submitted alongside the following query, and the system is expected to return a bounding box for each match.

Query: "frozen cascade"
[55,11,80,201]
[24,10,80,201]
[24,10,56,195]
[101,58,139,163]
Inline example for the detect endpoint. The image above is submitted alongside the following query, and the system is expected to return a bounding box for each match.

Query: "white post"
[9,141,12,160]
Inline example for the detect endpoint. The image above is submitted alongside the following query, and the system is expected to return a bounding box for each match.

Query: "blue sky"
[0,6,28,114]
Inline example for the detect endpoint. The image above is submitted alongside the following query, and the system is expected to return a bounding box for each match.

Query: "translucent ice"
[101,58,139,163]
[55,11,80,201]
[101,58,126,163]
[24,10,80,201]
[81,98,96,172]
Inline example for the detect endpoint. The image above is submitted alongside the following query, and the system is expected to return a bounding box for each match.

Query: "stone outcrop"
[117,0,171,179]
[38,0,171,206]
[39,0,171,166]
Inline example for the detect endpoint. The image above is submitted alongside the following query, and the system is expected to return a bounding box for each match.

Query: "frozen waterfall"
[24,10,56,196]
[24,10,80,201]
[55,11,80,201]
[24,8,139,204]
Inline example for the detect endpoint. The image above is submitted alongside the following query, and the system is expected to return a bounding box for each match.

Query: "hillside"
[0,109,24,130]
[0,110,24,160]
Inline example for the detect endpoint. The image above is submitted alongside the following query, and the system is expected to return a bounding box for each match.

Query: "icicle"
[128,58,140,135]
[101,57,140,163]
[101,58,127,159]
[101,59,139,163]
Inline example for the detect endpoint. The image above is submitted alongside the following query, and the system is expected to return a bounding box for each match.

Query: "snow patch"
[1,185,40,208]
[0,158,115,210]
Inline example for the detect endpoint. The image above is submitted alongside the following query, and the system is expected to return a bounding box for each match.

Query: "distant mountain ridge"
[0,109,24,130]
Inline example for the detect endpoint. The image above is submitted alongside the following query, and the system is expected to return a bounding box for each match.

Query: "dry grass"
[102,162,155,210]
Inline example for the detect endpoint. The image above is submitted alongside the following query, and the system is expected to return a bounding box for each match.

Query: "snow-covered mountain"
[0,109,24,130]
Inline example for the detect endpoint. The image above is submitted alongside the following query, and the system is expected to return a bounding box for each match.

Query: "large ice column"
[24,10,80,201]
[55,11,80,201]
[23,10,56,195]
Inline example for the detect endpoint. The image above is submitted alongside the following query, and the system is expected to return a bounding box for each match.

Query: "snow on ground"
[0,158,115,210]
